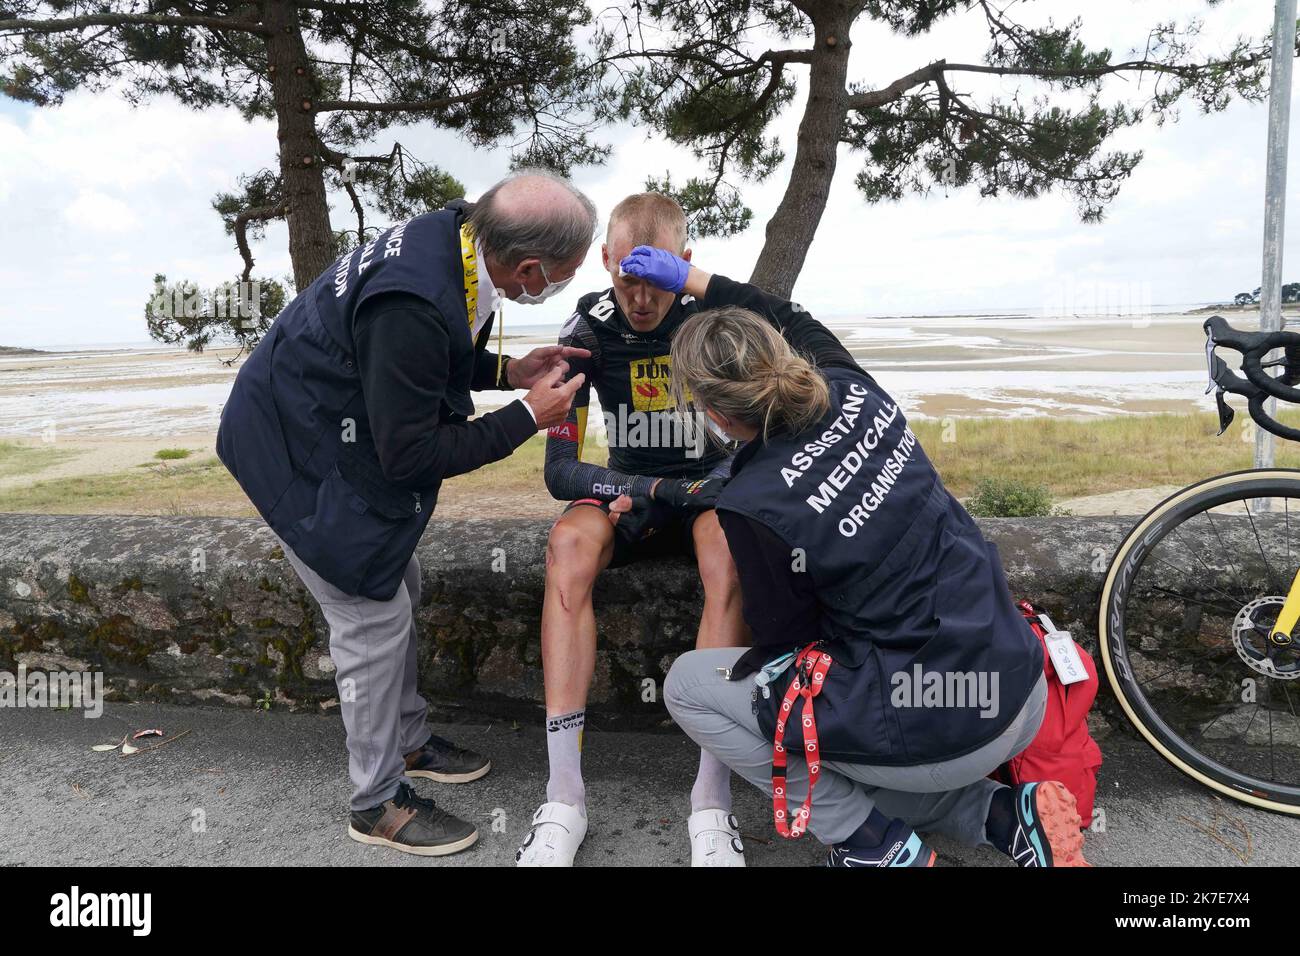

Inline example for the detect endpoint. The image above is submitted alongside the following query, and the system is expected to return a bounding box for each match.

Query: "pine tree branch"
[234,203,289,283]
[598,45,814,77]
[844,50,1282,112]
[0,12,269,37]
[846,62,942,109]
[315,81,523,113]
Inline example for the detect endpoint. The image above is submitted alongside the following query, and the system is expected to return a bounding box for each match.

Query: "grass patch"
[154,448,192,461]
[440,433,610,493]
[910,409,1300,501]
[3,410,1299,515]
[0,455,256,516]
[0,439,79,481]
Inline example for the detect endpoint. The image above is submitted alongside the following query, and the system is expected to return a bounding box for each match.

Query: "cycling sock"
[841,807,892,849]
[545,709,587,813]
[689,748,732,813]
[985,785,1015,855]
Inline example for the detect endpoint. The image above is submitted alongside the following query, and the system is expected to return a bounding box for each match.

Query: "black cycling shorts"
[561,498,702,569]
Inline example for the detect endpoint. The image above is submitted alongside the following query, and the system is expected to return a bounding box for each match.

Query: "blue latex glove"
[618,245,691,293]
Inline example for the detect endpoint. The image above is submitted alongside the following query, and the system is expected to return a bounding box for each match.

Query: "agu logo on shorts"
[629,355,674,412]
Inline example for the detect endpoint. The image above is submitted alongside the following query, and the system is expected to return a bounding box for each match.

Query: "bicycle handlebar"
[1203,314,1300,442]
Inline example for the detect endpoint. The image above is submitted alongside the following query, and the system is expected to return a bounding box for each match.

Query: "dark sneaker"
[1007,781,1089,867]
[825,817,936,868]
[348,782,478,856]
[404,733,491,783]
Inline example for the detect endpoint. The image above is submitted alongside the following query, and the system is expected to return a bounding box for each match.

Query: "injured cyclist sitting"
[514,192,845,867]
[626,246,1090,868]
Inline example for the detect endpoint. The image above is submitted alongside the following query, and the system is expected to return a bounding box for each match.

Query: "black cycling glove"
[653,476,728,511]
[613,496,673,544]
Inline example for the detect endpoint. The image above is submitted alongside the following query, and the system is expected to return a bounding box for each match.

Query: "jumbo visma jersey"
[543,287,731,498]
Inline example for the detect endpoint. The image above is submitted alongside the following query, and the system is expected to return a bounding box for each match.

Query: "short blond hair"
[606,192,688,252]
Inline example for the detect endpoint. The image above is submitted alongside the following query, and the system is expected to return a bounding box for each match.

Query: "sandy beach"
[0,309,1233,435]
[1,307,1293,517]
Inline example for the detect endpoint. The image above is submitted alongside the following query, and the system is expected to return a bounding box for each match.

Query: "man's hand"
[523,364,585,430]
[652,476,728,511]
[608,494,670,543]
[507,345,591,389]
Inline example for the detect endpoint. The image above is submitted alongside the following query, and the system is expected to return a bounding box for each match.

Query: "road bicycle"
[1099,314,1300,814]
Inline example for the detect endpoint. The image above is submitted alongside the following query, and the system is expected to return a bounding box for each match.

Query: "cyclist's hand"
[652,476,727,511]
[608,494,669,543]
[524,366,585,430]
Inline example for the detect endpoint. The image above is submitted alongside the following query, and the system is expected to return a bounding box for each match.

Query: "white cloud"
[63,191,139,232]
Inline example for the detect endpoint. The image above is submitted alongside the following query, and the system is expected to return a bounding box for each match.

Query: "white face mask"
[515,260,574,305]
[704,411,734,443]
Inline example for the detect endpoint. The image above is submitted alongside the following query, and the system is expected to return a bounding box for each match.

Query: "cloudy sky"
[1,0,1297,347]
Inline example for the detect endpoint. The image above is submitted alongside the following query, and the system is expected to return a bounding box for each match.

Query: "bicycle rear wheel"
[1099,468,1300,814]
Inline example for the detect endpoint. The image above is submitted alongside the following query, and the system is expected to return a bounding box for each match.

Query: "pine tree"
[599,1,1284,296]
[2,0,604,343]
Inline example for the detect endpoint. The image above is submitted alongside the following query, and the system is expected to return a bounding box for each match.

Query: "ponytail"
[670,306,831,441]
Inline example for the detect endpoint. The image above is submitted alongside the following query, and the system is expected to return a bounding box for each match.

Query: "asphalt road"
[1,701,1296,867]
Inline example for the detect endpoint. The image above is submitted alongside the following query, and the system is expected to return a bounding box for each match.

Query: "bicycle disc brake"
[1233,596,1300,680]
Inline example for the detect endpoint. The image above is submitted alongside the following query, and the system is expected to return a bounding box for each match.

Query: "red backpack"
[991,599,1102,828]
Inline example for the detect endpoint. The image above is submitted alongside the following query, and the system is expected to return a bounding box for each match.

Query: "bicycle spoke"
[1268,680,1276,780]
[1242,499,1288,594]
[1163,656,1240,708]
[1240,700,1261,742]
[1144,581,1240,620]
[1144,549,1249,615]
[1201,510,1256,600]
[1172,524,1246,601]
[1189,698,1239,744]
[1282,681,1299,721]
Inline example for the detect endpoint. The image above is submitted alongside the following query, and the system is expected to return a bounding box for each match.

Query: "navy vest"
[719,366,1042,765]
[217,206,484,600]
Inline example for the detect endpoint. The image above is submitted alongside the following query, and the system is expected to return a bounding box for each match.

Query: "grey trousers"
[664,647,1047,847]
[281,541,430,810]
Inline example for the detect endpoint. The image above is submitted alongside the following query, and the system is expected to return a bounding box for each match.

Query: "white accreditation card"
[1035,612,1087,686]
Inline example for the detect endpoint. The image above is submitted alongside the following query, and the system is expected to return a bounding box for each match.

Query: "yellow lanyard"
[459,222,506,386]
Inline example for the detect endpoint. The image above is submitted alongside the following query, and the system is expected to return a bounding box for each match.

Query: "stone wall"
[0,513,1128,712]
[0,511,1249,729]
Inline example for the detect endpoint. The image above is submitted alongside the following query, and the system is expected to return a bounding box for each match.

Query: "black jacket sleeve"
[702,273,862,373]
[353,291,536,488]
[717,509,822,649]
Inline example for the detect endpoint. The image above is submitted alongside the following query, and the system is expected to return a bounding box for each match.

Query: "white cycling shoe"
[516,801,588,867]
[688,808,746,867]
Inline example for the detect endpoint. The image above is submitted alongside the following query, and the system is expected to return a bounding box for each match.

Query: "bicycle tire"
[1099,468,1300,814]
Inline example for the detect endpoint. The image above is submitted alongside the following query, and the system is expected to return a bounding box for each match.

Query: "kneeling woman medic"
[614,246,1089,868]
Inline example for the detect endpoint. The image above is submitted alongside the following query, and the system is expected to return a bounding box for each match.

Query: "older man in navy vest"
[217,170,594,856]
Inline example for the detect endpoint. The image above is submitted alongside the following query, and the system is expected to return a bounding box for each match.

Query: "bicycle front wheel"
[1099,468,1300,814]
